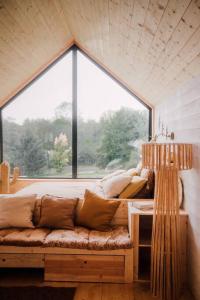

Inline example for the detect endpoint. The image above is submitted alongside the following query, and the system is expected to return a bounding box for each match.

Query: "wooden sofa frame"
[0,200,134,284]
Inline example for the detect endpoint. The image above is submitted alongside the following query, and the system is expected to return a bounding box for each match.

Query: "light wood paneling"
[1,0,200,106]
[0,0,73,106]
[53,0,200,105]
[155,75,200,300]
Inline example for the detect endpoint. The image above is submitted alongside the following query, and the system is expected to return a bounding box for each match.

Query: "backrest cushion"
[100,170,125,182]
[38,195,78,230]
[102,174,132,197]
[0,194,37,229]
[76,189,120,231]
[124,168,138,176]
[134,169,155,198]
[119,176,147,199]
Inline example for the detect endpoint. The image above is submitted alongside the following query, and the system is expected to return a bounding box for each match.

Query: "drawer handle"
[2,259,6,262]
[84,261,87,264]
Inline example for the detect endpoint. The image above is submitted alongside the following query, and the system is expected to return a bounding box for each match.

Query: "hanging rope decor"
[142,143,192,300]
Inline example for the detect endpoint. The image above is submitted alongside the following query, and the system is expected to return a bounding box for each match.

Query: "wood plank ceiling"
[1,0,200,107]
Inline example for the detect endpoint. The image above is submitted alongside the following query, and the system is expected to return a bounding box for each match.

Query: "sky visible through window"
[3,51,145,123]
[2,48,150,178]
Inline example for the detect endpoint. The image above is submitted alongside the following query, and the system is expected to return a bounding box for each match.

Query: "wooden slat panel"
[155,75,200,300]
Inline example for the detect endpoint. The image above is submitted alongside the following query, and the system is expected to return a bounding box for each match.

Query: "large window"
[2,46,151,178]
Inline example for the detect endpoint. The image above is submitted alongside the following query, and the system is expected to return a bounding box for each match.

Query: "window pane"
[2,51,72,178]
[77,51,149,178]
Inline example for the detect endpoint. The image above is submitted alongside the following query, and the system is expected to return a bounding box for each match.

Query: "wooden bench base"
[0,247,133,283]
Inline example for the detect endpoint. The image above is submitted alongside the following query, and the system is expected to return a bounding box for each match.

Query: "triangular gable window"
[2,46,151,178]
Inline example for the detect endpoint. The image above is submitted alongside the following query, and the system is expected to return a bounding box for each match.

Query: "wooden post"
[0,161,10,194]
[10,167,20,185]
[0,162,20,194]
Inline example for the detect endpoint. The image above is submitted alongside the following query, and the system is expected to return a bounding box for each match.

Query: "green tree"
[15,130,47,176]
[3,119,23,169]
[97,108,148,168]
[55,101,72,120]
[78,118,101,165]
[51,133,71,173]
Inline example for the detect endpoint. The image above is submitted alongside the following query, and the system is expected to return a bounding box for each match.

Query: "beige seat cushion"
[44,226,132,250]
[0,226,132,250]
[88,226,132,250]
[0,228,50,246]
[44,226,89,249]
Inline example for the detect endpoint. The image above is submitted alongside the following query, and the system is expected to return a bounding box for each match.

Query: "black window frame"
[0,45,152,179]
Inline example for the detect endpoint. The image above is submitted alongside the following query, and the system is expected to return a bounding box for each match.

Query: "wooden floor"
[74,283,193,300]
[0,269,194,300]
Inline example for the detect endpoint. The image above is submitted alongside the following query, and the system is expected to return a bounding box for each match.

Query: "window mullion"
[72,47,78,178]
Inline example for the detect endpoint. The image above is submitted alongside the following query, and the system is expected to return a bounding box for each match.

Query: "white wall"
[155,76,200,300]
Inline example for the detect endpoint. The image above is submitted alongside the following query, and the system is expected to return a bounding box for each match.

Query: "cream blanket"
[15,181,105,199]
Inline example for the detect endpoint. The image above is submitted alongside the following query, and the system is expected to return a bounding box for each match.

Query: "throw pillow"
[0,194,37,229]
[125,168,138,176]
[76,189,120,231]
[38,195,78,229]
[134,169,155,199]
[119,176,147,199]
[102,174,132,197]
[100,170,125,182]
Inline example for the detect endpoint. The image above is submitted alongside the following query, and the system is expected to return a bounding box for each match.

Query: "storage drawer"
[45,254,125,282]
[0,253,45,268]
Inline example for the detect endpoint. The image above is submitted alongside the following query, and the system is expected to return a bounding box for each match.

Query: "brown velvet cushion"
[38,195,78,230]
[33,198,42,226]
[76,189,120,231]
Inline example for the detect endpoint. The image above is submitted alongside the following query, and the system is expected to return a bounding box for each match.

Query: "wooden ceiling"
[1,0,200,107]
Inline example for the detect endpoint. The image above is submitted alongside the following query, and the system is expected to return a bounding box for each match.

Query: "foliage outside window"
[2,47,151,178]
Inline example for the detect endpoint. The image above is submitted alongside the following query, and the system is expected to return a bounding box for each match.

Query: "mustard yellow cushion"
[119,176,147,199]
[76,189,120,231]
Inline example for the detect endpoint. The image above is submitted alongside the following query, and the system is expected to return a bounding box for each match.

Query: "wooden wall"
[1,0,200,107]
[155,75,200,300]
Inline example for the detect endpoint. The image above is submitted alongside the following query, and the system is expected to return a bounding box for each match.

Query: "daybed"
[0,181,136,283]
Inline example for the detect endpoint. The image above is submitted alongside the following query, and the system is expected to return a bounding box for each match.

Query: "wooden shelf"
[139,231,152,247]
[138,247,151,282]
[128,202,188,283]
[137,272,150,282]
